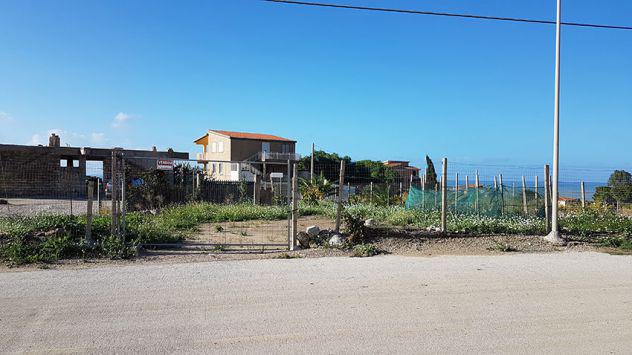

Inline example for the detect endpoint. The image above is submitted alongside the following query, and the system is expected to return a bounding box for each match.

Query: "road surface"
[1,252,632,353]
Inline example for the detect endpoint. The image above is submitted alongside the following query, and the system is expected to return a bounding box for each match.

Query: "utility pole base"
[544,230,565,245]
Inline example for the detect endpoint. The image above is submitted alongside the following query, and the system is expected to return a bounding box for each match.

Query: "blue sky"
[1,0,631,179]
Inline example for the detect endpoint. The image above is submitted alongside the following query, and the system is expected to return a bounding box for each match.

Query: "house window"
[262,142,270,153]
[218,142,224,153]
[231,163,239,172]
[282,144,289,154]
[60,159,67,168]
[211,142,217,153]
[212,163,216,174]
[72,160,80,168]
[219,163,223,175]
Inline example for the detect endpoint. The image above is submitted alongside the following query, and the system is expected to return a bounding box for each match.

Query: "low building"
[0,134,188,198]
[194,130,299,181]
[383,160,420,186]
[558,196,580,208]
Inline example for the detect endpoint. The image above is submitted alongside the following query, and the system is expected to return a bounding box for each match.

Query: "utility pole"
[546,0,564,244]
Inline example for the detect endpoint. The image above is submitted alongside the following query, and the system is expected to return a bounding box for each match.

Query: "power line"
[265,0,632,31]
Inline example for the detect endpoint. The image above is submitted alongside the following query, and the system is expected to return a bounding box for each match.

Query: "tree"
[424,155,438,189]
[593,186,615,206]
[607,170,632,204]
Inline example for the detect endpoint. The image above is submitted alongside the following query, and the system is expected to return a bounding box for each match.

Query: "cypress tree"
[424,155,438,189]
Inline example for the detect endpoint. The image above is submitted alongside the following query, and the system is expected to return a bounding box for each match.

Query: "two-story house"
[194,130,299,181]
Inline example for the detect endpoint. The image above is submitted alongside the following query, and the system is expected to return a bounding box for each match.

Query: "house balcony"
[259,152,301,161]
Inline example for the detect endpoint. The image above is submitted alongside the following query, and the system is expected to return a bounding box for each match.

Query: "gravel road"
[2,252,632,354]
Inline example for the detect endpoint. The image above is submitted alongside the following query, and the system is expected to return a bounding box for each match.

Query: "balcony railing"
[260,152,301,161]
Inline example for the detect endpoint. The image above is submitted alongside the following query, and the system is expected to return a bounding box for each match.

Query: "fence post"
[97,179,101,212]
[465,175,469,194]
[441,158,447,233]
[86,180,94,245]
[475,170,479,213]
[581,181,586,209]
[111,150,119,237]
[310,142,315,182]
[493,175,498,190]
[253,174,259,205]
[335,160,346,233]
[522,175,528,215]
[499,174,504,215]
[454,173,459,213]
[290,163,298,250]
[544,165,551,233]
[121,156,126,240]
[287,160,291,205]
[535,175,539,201]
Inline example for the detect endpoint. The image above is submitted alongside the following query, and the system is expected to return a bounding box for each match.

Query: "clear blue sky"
[1,0,631,178]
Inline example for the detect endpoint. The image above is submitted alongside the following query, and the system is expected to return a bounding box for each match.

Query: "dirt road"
[1,252,632,353]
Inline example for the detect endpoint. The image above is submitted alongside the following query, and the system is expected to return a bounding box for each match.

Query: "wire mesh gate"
[113,155,296,250]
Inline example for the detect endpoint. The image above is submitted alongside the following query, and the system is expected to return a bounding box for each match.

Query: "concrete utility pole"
[546,0,565,244]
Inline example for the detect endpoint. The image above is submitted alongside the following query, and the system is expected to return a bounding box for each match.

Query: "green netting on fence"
[405,185,546,217]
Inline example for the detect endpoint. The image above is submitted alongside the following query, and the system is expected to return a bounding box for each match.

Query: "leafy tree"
[593,186,615,205]
[424,155,438,189]
[607,170,632,204]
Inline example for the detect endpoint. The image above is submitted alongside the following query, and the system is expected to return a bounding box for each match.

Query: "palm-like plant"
[299,174,335,204]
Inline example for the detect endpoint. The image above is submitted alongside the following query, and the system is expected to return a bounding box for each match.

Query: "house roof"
[559,196,579,201]
[215,130,295,142]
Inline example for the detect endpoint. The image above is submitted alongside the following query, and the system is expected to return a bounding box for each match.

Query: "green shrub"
[352,244,379,257]
[101,235,136,259]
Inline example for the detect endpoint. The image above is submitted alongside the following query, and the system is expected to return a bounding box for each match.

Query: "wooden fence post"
[493,175,498,190]
[110,150,119,237]
[441,158,447,233]
[475,170,480,213]
[86,180,94,245]
[121,156,126,241]
[499,174,504,215]
[454,173,459,212]
[581,181,586,209]
[522,175,528,215]
[335,160,346,233]
[290,163,298,250]
[544,165,551,232]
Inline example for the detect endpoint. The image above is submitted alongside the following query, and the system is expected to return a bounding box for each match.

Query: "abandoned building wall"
[0,148,87,199]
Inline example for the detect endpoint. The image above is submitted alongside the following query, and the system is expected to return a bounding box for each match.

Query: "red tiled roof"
[209,130,295,142]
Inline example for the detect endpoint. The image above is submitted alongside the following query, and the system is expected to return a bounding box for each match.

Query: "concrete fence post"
[454,173,459,213]
[581,181,586,209]
[475,170,480,213]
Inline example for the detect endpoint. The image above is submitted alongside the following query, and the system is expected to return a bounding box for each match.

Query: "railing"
[260,152,301,161]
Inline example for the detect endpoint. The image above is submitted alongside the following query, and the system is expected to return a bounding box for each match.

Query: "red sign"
[157,159,174,171]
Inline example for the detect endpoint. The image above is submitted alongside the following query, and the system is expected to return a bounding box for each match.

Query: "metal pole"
[86,181,94,245]
[441,158,447,233]
[547,0,564,244]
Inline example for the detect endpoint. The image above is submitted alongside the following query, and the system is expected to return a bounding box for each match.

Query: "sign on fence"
[270,172,284,179]
[157,159,174,171]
